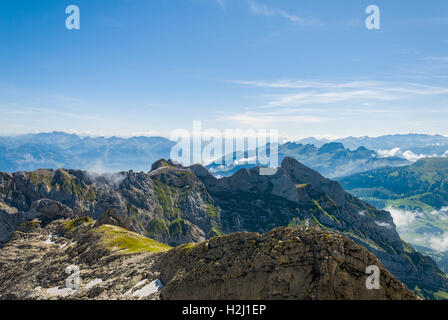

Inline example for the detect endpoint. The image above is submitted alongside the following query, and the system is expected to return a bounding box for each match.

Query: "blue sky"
[0,0,447,139]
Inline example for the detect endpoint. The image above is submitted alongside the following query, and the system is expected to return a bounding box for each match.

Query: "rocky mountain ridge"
[0,157,447,299]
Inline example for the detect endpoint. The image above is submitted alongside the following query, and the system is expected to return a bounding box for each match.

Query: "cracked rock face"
[0,218,417,300]
[158,227,418,300]
[0,220,164,300]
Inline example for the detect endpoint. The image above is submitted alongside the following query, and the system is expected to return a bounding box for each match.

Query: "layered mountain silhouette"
[0,157,447,299]
[339,158,448,212]
[0,132,411,178]
[0,132,175,173]
[207,142,409,178]
[298,134,448,154]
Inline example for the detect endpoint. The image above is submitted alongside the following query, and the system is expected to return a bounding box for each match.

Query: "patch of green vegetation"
[180,243,200,251]
[312,199,341,225]
[296,184,308,189]
[96,224,171,254]
[175,170,194,179]
[326,195,338,208]
[127,204,146,231]
[169,218,188,237]
[433,290,448,300]
[85,187,97,201]
[64,216,94,231]
[20,220,41,228]
[288,217,303,228]
[386,197,435,212]
[52,170,88,197]
[160,160,175,168]
[205,203,219,218]
[402,241,415,254]
[28,170,53,187]
[152,179,181,220]
[310,214,327,230]
[146,218,170,241]
[413,286,424,298]
[209,226,225,237]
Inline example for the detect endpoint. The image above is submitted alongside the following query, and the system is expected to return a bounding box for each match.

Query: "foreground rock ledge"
[0,219,418,300]
[158,227,418,300]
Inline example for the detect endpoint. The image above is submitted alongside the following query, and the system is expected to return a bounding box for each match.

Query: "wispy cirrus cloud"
[224,79,448,127]
[424,56,448,62]
[210,0,321,25]
[248,1,320,26]
[216,0,225,10]
[224,111,326,127]
[234,79,448,109]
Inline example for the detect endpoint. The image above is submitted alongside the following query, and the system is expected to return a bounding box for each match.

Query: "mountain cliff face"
[159,227,417,300]
[0,157,447,299]
[0,217,417,300]
[0,161,221,247]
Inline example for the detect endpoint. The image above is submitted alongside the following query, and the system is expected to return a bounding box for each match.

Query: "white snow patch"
[46,286,76,297]
[86,278,103,290]
[44,233,56,245]
[375,221,393,229]
[358,211,366,216]
[124,279,149,295]
[132,279,163,298]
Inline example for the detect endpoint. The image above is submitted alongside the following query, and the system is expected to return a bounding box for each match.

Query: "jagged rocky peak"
[318,142,345,154]
[281,156,346,206]
[150,159,183,172]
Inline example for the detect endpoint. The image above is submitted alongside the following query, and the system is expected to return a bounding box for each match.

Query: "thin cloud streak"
[248,0,320,26]
[224,78,448,128]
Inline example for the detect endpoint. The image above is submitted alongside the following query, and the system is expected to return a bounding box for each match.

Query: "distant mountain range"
[2,132,447,178]
[338,158,448,212]
[0,132,417,178]
[338,158,448,273]
[0,132,176,173]
[208,142,410,178]
[298,134,448,159]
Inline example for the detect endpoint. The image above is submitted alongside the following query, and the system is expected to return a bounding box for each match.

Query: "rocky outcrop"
[0,218,417,300]
[0,219,167,300]
[159,227,417,300]
[94,208,136,232]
